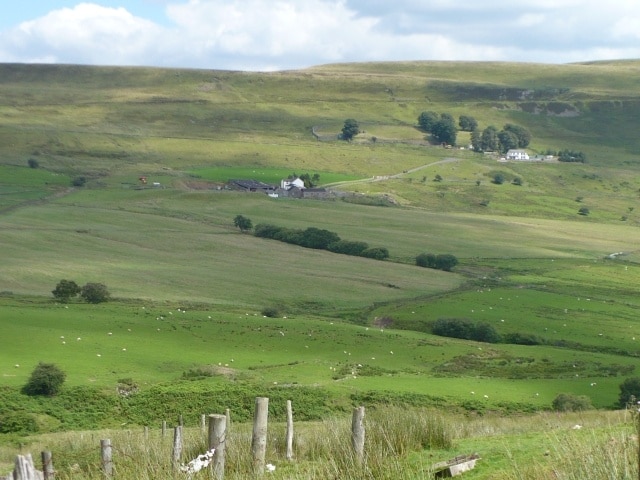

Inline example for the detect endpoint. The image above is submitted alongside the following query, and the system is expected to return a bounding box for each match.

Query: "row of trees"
[253,223,390,260]
[52,279,110,304]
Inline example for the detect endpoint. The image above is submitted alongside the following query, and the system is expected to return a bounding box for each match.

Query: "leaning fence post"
[101,439,113,478]
[41,451,54,480]
[208,414,227,479]
[251,397,269,476]
[285,400,294,461]
[172,426,183,470]
[352,406,365,465]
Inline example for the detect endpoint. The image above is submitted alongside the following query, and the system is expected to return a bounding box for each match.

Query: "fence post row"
[251,397,269,476]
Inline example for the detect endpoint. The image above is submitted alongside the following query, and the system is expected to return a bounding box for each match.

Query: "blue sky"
[1,1,640,71]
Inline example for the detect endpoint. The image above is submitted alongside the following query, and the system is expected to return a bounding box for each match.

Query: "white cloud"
[0,0,639,70]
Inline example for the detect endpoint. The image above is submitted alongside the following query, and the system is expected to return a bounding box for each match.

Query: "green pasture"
[0,297,631,410]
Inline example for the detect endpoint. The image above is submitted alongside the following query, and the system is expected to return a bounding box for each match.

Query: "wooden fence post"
[179,414,184,427]
[208,414,227,479]
[201,414,206,434]
[41,451,54,480]
[12,454,37,480]
[144,426,149,440]
[225,408,231,431]
[100,439,113,478]
[285,400,294,461]
[251,397,269,476]
[351,406,365,465]
[162,420,167,437]
[172,426,183,470]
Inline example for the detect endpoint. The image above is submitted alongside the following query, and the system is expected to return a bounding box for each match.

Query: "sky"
[1,0,640,71]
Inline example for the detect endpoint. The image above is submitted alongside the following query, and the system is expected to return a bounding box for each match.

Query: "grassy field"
[2,60,640,477]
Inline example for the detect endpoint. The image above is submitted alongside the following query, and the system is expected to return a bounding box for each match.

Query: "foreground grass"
[1,408,637,479]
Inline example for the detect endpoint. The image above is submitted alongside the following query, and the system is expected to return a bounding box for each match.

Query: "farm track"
[0,187,75,216]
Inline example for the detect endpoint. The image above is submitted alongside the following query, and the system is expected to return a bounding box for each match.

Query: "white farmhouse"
[506,149,529,160]
[281,177,305,189]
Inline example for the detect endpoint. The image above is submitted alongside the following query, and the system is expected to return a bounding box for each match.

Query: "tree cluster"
[253,224,390,260]
[415,253,459,272]
[551,393,593,412]
[431,318,500,343]
[52,279,110,304]
[471,123,531,154]
[417,111,458,145]
[557,149,586,163]
[290,172,321,188]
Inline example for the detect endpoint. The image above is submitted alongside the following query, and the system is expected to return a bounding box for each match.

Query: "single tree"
[22,362,66,396]
[341,119,360,141]
[27,158,39,169]
[434,174,443,182]
[233,215,253,232]
[492,173,505,185]
[416,253,437,268]
[80,283,110,304]
[52,279,81,303]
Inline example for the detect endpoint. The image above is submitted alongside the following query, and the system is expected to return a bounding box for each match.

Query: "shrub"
[416,253,437,268]
[578,207,590,216]
[492,173,505,185]
[253,224,284,238]
[80,283,110,303]
[52,279,80,303]
[431,318,500,343]
[360,247,389,260]
[327,240,369,256]
[434,254,458,271]
[71,176,87,187]
[27,158,39,169]
[22,362,66,396]
[0,411,38,434]
[261,306,280,318]
[552,393,593,412]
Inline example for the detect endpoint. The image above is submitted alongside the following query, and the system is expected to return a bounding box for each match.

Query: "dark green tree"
[503,124,531,148]
[52,279,81,303]
[493,173,505,185]
[341,118,360,141]
[480,126,500,152]
[27,158,39,169]
[431,114,457,145]
[434,254,458,271]
[458,115,478,132]
[578,206,590,216]
[618,377,640,407]
[418,111,440,132]
[299,227,340,249]
[22,362,66,396]
[416,253,437,268]
[360,247,390,260]
[233,215,253,232]
[497,130,519,153]
[80,283,110,304]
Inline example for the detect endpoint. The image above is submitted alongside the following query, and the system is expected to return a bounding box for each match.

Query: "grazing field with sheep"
[3,61,640,478]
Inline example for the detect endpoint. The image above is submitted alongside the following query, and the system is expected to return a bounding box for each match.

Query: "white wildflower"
[266,463,276,473]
